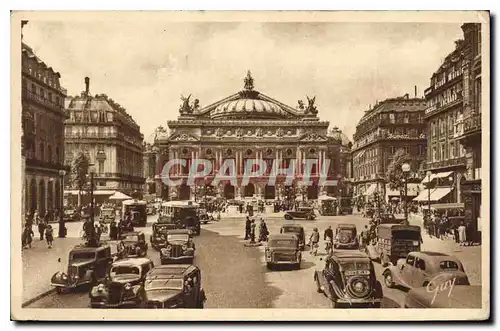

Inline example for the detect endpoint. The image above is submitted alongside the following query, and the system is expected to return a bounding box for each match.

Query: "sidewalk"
[22,236,82,305]
[409,213,482,285]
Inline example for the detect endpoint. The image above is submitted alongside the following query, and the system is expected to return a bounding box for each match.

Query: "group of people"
[244,216,269,243]
[22,210,55,249]
[424,212,475,246]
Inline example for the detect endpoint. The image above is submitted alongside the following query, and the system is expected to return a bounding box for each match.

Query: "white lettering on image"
[425,274,456,306]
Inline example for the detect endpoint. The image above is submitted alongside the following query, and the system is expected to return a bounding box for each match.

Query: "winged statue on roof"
[305,96,318,115]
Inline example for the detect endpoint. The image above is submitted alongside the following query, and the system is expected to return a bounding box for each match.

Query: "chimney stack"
[404,93,409,99]
[414,85,417,98]
[85,77,90,95]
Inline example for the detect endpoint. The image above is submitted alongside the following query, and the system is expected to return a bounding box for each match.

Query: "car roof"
[70,244,109,253]
[166,229,191,234]
[331,250,369,260]
[282,224,303,229]
[112,257,152,267]
[336,223,356,228]
[146,264,195,278]
[269,234,298,240]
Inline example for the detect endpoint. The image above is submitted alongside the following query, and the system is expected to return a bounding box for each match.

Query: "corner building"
[64,78,145,200]
[154,72,350,201]
[423,23,482,238]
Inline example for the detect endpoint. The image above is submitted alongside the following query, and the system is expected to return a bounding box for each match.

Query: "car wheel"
[330,300,339,308]
[266,263,273,270]
[383,271,395,288]
[284,214,292,220]
[295,262,301,270]
[56,287,64,294]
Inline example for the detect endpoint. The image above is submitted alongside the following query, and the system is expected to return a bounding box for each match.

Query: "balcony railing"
[65,132,118,139]
[425,94,463,118]
[94,172,145,182]
[22,88,63,111]
[25,158,67,171]
[463,113,482,135]
[423,156,466,171]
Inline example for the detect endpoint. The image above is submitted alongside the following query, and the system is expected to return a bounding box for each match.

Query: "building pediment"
[299,133,328,142]
[168,132,200,142]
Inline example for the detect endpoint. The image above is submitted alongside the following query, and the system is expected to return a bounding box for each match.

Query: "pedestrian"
[453,224,460,243]
[22,222,34,249]
[250,219,256,243]
[37,212,46,241]
[109,221,118,240]
[244,216,251,240]
[45,224,54,249]
[309,227,320,256]
[458,221,467,246]
[360,225,370,247]
[258,218,269,242]
[465,221,475,246]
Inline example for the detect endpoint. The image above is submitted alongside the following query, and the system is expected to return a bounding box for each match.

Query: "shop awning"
[364,185,377,196]
[64,190,116,196]
[421,174,435,184]
[413,189,433,202]
[434,171,454,179]
[430,203,464,210]
[429,187,453,201]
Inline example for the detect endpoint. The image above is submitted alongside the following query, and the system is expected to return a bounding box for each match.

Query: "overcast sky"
[22,20,464,141]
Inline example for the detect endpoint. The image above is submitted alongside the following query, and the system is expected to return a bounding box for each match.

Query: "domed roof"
[210,98,288,119]
[329,126,352,146]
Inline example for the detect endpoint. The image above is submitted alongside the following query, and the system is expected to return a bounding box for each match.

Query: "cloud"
[22,20,463,140]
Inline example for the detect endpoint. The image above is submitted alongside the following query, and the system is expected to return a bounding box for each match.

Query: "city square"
[15,13,487,317]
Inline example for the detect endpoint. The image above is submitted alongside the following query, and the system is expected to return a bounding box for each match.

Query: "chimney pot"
[85,77,90,94]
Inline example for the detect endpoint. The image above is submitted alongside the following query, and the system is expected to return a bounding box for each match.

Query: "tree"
[70,152,90,206]
[385,148,412,192]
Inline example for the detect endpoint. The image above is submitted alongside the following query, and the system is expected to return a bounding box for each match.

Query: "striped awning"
[413,189,433,202]
[430,187,453,201]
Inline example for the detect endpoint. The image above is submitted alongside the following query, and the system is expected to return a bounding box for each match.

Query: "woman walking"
[458,221,467,246]
[45,224,54,249]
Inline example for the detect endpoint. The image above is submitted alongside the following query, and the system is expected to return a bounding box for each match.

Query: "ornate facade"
[153,72,349,201]
[22,41,68,217]
[352,95,427,200]
[64,78,145,197]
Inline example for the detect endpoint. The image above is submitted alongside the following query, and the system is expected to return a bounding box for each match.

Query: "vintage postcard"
[11,10,490,321]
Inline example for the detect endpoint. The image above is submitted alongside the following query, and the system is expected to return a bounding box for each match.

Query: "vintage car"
[146,204,157,215]
[333,224,359,249]
[122,199,148,227]
[160,201,201,235]
[265,234,301,270]
[143,264,207,308]
[89,257,154,308]
[339,197,353,215]
[383,251,470,290]
[198,208,210,224]
[51,244,113,293]
[99,207,116,223]
[150,222,176,250]
[63,208,80,222]
[160,229,196,264]
[314,250,383,308]
[284,207,316,220]
[404,285,482,308]
[280,224,306,250]
[119,231,148,257]
[366,223,422,266]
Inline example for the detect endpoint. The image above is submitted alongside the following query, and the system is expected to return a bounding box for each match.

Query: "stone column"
[456,171,462,203]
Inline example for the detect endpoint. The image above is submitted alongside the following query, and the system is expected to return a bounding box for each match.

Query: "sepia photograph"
[10,10,490,321]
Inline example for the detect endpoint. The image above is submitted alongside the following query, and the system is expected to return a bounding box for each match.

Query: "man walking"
[244,216,251,240]
[309,227,320,256]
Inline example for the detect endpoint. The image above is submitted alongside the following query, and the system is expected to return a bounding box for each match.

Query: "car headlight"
[97,284,105,292]
[61,274,68,280]
[161,248,170,255]
[124,283,131,291]
[412,240,419,246]
[166,245,172,250]
[74,275,79,279]
[182,244,188,251]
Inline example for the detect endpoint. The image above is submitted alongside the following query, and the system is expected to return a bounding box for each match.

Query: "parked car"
[314,250,383,308]
[280,224,306,250]
[51,244,113,293]
[89,257,154,308]
[63,208,80,222]
[404,285,482,308]
[143,264,207,308]
[265,234,301,270]
[150,223,175,250]
[99,207,116,223]
[119,231,148,257]
[383,251,470,290]
[160,229,195,264]
[284,207,316,220]
[333,223,359,249]
[366,223,422,266]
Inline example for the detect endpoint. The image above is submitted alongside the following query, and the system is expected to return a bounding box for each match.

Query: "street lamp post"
[426,171,432,216]
[401,163,411,226]
[58,169,66,238]
[89,165,96,223]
